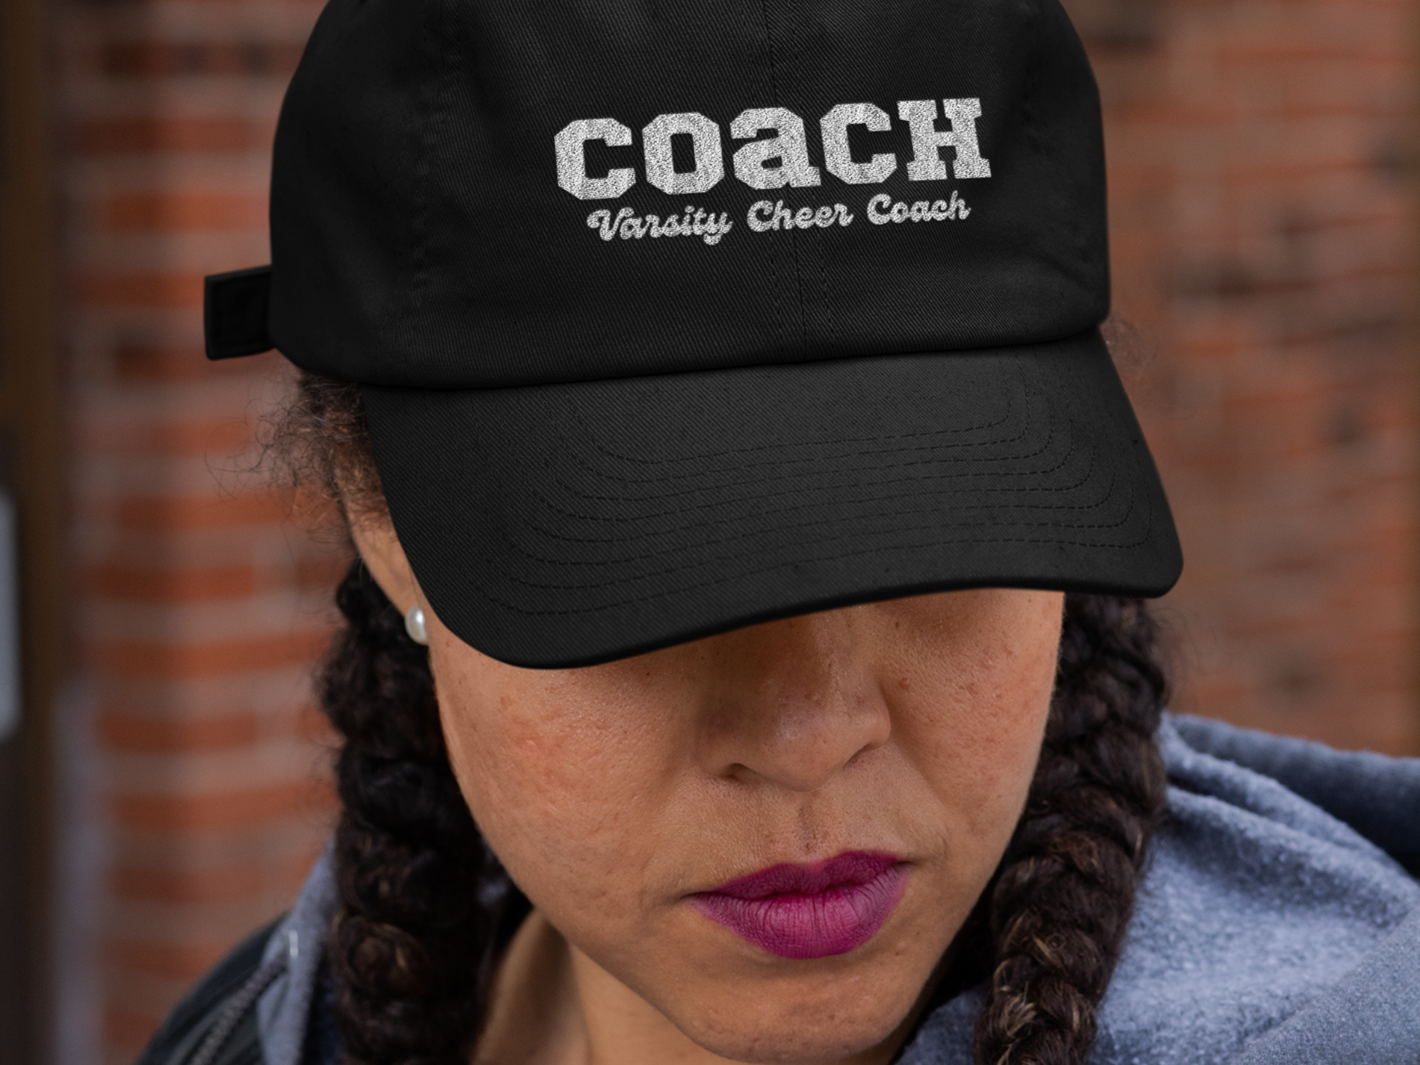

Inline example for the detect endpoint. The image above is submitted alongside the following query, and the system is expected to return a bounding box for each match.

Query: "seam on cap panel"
[518,474,1128,572]
[757,0,809,354]
[515,463,1130,572]
[564,402,1026,474]
[558,364,1040,482]
[752,0,785,352]
[399,0,454,368]
[541,434,1103,537]
[464,489,1153,618]
[489,472,1145,591]
[554,430,1083,513]
[550,351,1045,471]
[1024,1,1045,187]
[492,373,1136,559]
[542,391,1097,533]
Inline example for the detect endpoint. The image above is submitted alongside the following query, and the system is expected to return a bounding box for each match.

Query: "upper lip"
[700,851,902,899]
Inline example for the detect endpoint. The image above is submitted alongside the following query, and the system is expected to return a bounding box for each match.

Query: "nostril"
[699,693,891,792]
[690,611,890,787]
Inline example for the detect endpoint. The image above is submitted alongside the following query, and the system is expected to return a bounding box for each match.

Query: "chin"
[677,1003,906,1065]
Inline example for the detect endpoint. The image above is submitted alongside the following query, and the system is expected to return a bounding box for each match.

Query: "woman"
[145,2,1420,1064]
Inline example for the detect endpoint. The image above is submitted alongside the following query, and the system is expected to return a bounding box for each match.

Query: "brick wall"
[54,2,335,1061]
[1074,0,1420,755]
[47,0,1418,1062]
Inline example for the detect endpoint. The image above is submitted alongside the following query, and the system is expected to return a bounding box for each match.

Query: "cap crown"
[270,0,1108,388]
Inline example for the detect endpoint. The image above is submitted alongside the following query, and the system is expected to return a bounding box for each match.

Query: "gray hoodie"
[249,714,1420,1065]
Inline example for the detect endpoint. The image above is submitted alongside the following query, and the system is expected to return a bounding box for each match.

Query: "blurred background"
[0,0,1416,1062]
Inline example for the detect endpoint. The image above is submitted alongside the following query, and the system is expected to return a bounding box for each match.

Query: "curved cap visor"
[363,329,1182,668]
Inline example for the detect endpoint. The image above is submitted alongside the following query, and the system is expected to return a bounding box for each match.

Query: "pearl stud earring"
[404,604,428,645]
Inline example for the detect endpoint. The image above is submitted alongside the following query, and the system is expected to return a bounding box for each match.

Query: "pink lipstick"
[691,851,907,959]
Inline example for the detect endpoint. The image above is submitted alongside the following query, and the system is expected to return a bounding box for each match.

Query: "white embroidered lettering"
[819,103,897,184]
[867,190,969,224]
[897,98,992,181]
[556,119,637,200]
[587,207,634,239]
[585,206,731,245]
[730,107,822,189]
[702,212,733,244]
[747,200,854,232]
[643,113,725,195]
[560,95,993,201]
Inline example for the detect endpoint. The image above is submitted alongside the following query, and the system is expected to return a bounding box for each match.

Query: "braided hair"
[322,561,528,1065]
[278,375,1170,1065]
[973,594,1168,1065]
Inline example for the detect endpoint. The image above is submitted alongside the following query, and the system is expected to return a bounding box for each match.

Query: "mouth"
[690,851,908,960]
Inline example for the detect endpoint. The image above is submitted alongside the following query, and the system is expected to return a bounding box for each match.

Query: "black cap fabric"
[269,0,1111,386]
[206,0,1183,666]
[366,331,1178,667]
[205,266,273,360]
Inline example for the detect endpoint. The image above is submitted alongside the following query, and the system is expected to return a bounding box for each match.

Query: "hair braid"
[972,594,1170,1065]
[322,560,528,1065]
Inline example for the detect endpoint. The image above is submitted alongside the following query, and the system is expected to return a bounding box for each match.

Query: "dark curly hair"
[283,375,1170,1065]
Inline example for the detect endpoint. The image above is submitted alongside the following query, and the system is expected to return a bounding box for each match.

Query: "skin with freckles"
[351,516,1064,1065]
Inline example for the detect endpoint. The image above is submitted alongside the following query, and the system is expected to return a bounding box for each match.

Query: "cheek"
[429,640,673,916]
[893,595,1061,845]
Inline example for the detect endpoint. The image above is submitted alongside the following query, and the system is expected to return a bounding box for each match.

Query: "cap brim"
[362,328,1181,668]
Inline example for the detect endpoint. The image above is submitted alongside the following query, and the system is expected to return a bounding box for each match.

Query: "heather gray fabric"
[899,716,1420,1064]
[1169,713,1420,878]
[257,716,1420,1064]
[256,839,336,1065]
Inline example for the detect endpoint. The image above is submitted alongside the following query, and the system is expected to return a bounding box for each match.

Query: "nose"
[693,609,892,792]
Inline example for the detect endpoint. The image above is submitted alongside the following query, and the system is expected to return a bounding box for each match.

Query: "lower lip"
[691,856,908,960]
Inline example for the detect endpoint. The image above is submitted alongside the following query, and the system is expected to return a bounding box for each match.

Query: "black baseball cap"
[205,0,1182,667]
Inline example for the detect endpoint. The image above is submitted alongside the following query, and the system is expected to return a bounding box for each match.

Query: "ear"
[349,512,423,616]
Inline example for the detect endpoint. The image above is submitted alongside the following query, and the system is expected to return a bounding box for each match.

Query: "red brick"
[87,564,259,603]
[105,939,230,982]
[79,271,205,309]
[78,418,254,457]
[103,1007,162,1056]
[98,40,305,80]
[98,709,262,752]
[114,493,292,531]
[110,860,299,905]
[113,343,276,383]
[92,629,332,679]
[111,779,337,832]
[74,117,266,154]
[100,191,268,233]
[296,704,337,742]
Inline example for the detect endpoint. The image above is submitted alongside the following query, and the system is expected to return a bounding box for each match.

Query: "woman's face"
[427,585,1064,1064]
